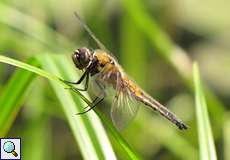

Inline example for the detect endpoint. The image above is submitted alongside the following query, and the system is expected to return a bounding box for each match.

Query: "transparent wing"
[89,73,115,101]
[111,89,140,130]
[89,69,119,98]
[89,68,139,130]
[89,73,107,99]
[74,12,117,59]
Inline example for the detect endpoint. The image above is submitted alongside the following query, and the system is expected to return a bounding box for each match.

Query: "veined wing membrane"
[89,74,106,99]
[74,12,116,58]
[90,70,139,130]
[111,89,140,130]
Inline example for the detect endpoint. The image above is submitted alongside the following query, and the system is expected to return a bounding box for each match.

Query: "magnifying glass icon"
[3,141,18,157]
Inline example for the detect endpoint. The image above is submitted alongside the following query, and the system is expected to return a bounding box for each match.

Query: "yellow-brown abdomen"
[122,77,142,97]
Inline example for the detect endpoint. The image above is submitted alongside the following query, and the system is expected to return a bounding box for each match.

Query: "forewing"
[89,74,106,98]
[74,12,117,59]
[89,72,113,98]
[111,89,139,130]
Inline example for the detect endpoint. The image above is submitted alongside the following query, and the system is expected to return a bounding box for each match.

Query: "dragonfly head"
[72,47,92,70]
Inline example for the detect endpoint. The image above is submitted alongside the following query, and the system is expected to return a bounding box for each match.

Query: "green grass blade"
[0,55,57,81]
[0,54,116,159]
[193,62,217,160]
[37,54,117,160]
[0,54,140,159]
[0,55,68,87]
[224,113,230,160]
[95,111,141,160]
[0,55,92,104]
[0,58,38,136]
[37,54,141,160]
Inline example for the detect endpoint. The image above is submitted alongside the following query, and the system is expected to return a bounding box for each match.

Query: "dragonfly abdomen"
[135,91,188,130]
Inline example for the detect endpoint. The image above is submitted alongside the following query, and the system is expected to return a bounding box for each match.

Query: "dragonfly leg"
[83,97,99,109]
[62,59,98,91]
[62,69,89,85]
[68,73,89,91]
[76,85,105,115]
[76,96,104,115]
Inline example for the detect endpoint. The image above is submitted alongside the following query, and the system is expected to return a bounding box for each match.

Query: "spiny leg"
[61,66,91,91]
[69,73,89,91]
[76,96,104,115]
[62,67,89,85]
[76,81,105,115]
[62,57,98,85]
[83,97,99,109]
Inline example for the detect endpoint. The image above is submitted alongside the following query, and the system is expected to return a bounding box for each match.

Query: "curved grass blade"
[95,111,141,160]
[0,54,140,159]
[0,54,116,159]
[0,58,38,136]
[193,62,217,160]
[0,55,61,83]
[38,54,140,160]
[37,54,117,160]
[37,54,140,160]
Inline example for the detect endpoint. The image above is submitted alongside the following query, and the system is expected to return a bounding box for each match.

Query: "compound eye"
[72,47,91,70]
[72,51,79,60]
[72,52,81,68]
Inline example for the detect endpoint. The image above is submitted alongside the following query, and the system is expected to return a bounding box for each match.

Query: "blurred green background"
[0,0,229,159]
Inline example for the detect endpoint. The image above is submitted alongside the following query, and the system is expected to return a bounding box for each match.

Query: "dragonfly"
[62,12,188,130]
